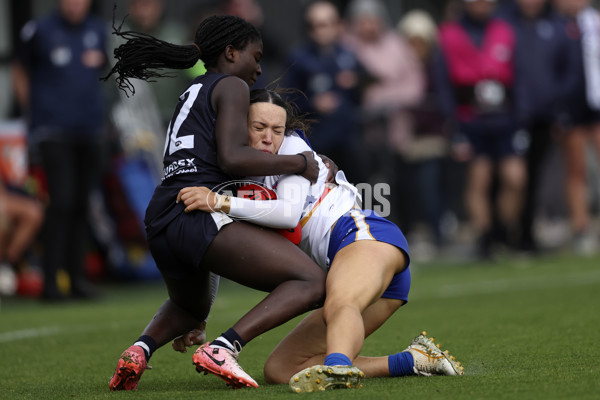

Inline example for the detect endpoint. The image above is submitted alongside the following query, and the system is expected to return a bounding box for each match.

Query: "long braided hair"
[102,14,261,95]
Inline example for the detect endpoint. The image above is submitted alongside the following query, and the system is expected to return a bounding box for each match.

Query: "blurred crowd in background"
[1,0,600,301]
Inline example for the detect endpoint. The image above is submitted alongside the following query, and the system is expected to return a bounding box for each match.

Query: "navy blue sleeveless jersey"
[145,72,236,238]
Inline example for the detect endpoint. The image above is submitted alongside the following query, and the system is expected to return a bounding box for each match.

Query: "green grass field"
[1,252,599,399]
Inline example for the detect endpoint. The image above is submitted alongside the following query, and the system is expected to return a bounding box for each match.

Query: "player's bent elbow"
[217,156,238,175]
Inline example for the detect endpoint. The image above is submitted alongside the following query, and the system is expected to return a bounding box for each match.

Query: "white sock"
[211,336,235,352]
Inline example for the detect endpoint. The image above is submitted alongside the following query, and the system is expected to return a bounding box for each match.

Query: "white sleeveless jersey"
[265,132,361,270]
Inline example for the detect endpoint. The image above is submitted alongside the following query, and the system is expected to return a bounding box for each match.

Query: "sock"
[134,335,158,362]
[324,352,352,366]
[388,351,415,377]
[210,328,245,352]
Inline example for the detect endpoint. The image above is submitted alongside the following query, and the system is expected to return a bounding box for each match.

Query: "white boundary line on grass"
[0,320,140,343]
[0,326,61,343]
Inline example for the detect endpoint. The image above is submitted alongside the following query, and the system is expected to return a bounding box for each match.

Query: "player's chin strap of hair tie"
[297,153,308,175]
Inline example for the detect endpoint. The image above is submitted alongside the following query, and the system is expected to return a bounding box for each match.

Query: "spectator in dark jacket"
[498,0,572,252]
[13,0,109,300]
[284,0,367,183]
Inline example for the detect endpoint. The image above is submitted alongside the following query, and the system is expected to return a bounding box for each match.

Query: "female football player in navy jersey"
[177,89,464,392]
[103,15,327,390]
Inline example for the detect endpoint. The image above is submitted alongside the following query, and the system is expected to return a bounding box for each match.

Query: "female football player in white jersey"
[177,89,464,392]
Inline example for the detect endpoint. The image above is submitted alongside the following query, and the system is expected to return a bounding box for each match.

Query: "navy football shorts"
[147,207,233,279]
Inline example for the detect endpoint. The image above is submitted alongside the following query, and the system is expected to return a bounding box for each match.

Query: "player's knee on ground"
[264,351,295,384]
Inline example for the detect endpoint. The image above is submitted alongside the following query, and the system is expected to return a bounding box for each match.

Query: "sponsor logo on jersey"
[163,158,197,179]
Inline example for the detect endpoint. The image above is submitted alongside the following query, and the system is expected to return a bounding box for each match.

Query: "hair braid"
[102,14,260,96]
